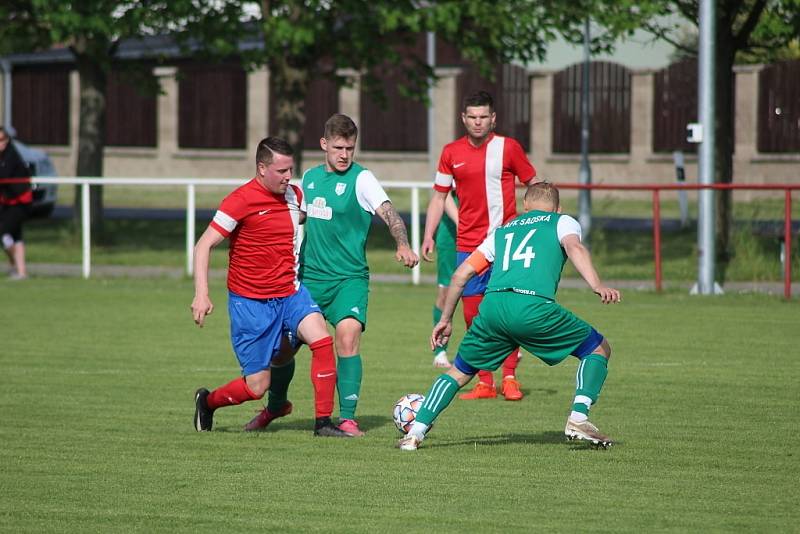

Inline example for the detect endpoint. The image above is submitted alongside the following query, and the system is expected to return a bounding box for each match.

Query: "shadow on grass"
[215,414,394,434]
[431,431,619,451]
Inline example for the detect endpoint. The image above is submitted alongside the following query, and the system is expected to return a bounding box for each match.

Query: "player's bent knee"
[595,339,612,360]
[245,372,271,398]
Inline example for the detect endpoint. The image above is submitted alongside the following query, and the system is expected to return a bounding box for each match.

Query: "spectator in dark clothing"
[0,126,32,280]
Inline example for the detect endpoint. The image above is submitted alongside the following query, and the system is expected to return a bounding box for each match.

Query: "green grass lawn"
[1,280,797,532]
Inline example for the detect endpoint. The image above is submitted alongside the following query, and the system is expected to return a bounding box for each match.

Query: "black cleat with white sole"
[194,388,214,431]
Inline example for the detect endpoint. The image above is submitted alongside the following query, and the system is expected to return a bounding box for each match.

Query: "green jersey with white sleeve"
[300,162,390,281]
[477,210,582,300]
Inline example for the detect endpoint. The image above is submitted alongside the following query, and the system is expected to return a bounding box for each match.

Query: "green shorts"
[457,291,593,369]
[436,217,457,287]
[302,276,369,330]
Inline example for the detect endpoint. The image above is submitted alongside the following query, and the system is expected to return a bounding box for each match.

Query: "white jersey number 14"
[501,229,537,271]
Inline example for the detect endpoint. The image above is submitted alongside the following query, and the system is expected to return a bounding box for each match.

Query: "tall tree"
[0,1,184,234]
[641,0,800,279]
[180,0,663,171]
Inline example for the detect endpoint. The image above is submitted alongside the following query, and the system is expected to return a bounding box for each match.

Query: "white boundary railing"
[31,177,427,284]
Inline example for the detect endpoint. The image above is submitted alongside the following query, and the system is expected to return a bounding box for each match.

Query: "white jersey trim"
[356,169,390,214]
[476,229,497,263]
[557,215,582,243]
[484,136,505,234]
[299,169,310,213]
[435,171,453,189]
[284,185,302,288]
[213,210,237,233]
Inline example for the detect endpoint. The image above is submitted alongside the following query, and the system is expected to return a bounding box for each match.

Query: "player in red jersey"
[422,91,537,400]
[191,137,351,437]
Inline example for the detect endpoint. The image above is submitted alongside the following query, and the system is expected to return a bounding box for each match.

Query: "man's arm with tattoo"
[377,201,419,268]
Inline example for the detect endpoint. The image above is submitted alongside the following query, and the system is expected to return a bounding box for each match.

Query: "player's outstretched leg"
[195,376,262,432]
[564,353,613,447]
[397,373,464,451]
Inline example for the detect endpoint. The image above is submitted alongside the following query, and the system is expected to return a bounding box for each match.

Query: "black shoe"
[194,388,214,431]
[314,417,353,438]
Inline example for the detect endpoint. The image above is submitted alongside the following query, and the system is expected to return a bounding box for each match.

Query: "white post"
[411,186,420,285]
[186,184,196,276]
[81,181,91,279]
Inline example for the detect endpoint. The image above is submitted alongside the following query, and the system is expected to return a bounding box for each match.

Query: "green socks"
[432,305,448,354]
[416,374,460,426]
[267,359,295,413]
[572,353,608,415]
[337,354,362,420]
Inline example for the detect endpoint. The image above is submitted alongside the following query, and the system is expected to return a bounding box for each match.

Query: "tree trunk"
[73,53,107,237]
[268,55,311,174]
[713,26,736,282]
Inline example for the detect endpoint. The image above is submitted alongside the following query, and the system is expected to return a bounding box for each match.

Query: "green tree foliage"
[640,0,800,278]
[179,0,661,169]
[0,1,186,233]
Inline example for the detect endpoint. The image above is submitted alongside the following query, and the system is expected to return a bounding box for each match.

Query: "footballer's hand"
[430,321,453,351]
[191,295,214,327]
[594,286,621,304]
[421,237,436,262]
[395,245,419,268]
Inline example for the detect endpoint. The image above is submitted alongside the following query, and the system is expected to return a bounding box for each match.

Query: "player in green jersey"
[245,114,418,436]
[432,192,458,368]
[398,182,621,450]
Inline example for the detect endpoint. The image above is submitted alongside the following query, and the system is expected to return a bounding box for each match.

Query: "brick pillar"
[630,70,655,166]
[153,66,177,154]
[530,71,553,172]
[248,67,269,147]
[338,69,361,152]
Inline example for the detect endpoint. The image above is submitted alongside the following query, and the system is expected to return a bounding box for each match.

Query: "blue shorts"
[228,285,321,376]
[457,251,492,297]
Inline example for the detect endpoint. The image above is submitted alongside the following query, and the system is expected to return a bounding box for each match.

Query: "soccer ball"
[393,393,425,433]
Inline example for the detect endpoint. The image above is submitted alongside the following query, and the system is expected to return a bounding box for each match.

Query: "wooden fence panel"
[269,75,338,150]
[178,62,246,149]
[106,68,157,147]
[758,60,800,153]
[552,61,630,153]
[359,68,428,152]
[653,59,697,153]
[11,65,70,145]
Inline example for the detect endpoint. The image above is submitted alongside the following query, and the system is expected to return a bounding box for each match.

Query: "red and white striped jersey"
[434,133,536,251]
[210,179,303,299]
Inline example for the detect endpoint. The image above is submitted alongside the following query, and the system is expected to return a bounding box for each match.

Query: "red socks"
[462,295,521,387]
[207,377,260,410]
[309,336,336,418]
[502,349,521,378]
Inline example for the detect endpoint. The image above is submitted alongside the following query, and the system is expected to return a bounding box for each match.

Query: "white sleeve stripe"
[356,170,390,214]
[434,172,453,188]
[476,231,496,262]
[557,215,582,242]
[213,210,237,232]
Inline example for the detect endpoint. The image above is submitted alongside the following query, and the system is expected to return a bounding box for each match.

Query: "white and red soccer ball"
[392,393,424,433]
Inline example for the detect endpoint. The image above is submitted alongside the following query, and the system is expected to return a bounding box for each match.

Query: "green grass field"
[1,279,797,532]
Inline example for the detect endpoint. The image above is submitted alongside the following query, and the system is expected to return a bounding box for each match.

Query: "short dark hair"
[323,113,358,140]
[256,137,293,166]
[462,91,494,112]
